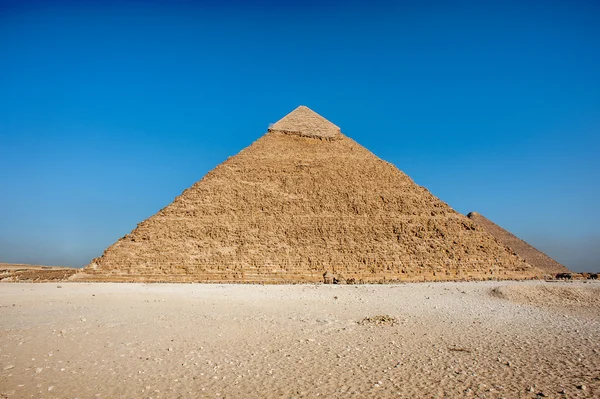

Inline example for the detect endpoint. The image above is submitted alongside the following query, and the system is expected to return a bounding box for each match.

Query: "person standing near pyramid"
[73,106,540,283]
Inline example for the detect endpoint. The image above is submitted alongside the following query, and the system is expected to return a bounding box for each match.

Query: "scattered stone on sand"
[448,347,472,353]
[357,315,398,326]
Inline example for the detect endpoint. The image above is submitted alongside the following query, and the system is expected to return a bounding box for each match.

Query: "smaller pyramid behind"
[467,212,570,275]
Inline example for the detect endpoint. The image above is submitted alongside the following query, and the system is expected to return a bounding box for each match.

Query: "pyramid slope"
[76,110,540,283]
[269,106,340,139]
[467,212,570,275]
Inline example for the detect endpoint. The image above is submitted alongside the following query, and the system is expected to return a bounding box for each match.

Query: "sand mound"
[491,283,600,312]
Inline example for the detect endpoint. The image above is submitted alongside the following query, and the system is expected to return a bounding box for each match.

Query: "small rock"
[48,386,54,391]
[577,384,586,390]
[167,348,173,352]
[3,365,14,370]
[36,368,43,373]
[537,392,547,397]
[528,386,535,392]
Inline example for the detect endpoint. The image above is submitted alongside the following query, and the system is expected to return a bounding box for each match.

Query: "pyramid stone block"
[74,106,541,283]
[269,106,340,139]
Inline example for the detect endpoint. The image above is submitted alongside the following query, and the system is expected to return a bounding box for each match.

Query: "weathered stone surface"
[269,106,340,139]
[0,263,77,282]
[73,107,541,283]
[467,212,570,275]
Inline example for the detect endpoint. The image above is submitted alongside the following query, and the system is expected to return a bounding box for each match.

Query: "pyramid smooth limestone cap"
[269,105,341,139]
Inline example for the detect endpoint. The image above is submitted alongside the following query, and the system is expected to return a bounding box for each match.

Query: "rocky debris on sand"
[0,263,76,282]
[556,273,572,280]
[357,315,398,326]
[448,347,471,353]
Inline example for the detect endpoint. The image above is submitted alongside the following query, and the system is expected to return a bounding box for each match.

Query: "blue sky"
[0,0,598,272]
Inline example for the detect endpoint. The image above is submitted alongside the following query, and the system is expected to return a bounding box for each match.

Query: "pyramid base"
[70,270,541,284]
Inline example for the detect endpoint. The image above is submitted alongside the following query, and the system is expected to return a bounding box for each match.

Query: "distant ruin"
[73,106,541,283]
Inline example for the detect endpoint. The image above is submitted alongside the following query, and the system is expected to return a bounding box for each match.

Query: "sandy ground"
[1,281,598,399]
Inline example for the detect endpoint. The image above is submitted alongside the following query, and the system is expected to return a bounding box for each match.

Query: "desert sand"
[1,281,598,398]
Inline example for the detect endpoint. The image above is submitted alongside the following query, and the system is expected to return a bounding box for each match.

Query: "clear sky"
[1,0,598,272]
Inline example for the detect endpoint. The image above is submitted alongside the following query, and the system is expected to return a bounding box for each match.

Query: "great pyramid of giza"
[467,212,570,275]
[74,106,541,283]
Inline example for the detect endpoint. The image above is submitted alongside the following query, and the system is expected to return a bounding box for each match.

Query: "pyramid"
[269,105,341,139]
[467,212,570,275]
[75,106,541,283]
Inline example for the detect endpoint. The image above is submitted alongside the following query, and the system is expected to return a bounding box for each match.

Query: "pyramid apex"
[269,105,341,139]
